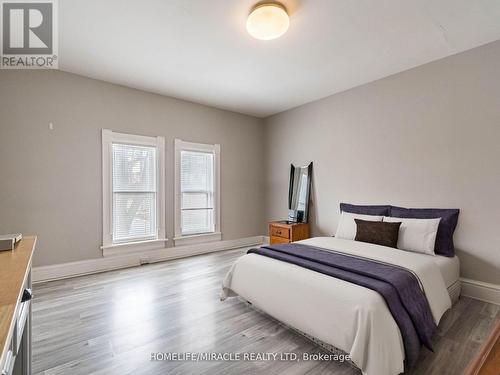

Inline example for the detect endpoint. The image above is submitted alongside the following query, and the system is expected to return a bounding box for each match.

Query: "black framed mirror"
[288,162,313,223]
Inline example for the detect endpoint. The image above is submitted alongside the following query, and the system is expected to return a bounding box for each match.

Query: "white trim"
[173,232,222,246]
[101,238,168,250]
[101,129,166,253]
[174,139,221,244]
[101,238,169,257]
[33,236,266,283]
[102,129,113,246]
[157,135,166,244]
[460,277,500,305]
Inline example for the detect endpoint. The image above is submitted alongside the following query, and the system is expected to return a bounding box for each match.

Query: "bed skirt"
[239,280,461,372]
[448,279,461,305]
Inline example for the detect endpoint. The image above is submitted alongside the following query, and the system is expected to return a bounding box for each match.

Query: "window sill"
[173,232,221,247]
[101,238,168,257]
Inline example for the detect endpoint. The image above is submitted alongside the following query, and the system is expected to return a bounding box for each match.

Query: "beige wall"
[0,71,266,267]
[264,41,500,285]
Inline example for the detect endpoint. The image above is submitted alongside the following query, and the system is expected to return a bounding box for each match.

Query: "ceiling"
[59,0,500,118]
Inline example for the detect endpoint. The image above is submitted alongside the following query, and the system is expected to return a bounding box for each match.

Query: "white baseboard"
[460,277,500,305]
[33,235,265,283]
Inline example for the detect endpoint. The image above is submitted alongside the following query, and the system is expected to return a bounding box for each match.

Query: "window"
[174,139,221,246]
[180,150,214,235]
[112,143,156,242]
[102,130,166,254]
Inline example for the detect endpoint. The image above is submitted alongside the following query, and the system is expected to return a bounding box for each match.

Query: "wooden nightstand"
[269,221,310,245]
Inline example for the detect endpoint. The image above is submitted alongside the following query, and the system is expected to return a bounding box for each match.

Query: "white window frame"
[174,139,221,246]
[101,129,166,256]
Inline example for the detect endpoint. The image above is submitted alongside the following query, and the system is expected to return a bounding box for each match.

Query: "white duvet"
[221,237,452,375]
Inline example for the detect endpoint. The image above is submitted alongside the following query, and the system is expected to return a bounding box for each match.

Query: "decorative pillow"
[335,211,383,240]
[390,207,460,257]
[340,203,391,216]
[354,219,401,248]
[383,216,441,255]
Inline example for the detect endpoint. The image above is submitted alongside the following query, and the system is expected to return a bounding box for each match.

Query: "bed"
[221,236,459,375]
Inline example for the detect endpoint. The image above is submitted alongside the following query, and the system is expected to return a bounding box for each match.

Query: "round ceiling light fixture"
[246,3,290,40]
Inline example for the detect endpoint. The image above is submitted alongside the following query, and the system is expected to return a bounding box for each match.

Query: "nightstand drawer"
[270,236,290,245]
[270,226,290,239]
[268,221,310,244]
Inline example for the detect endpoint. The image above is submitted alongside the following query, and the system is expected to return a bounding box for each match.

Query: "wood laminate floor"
[32,248,500,375]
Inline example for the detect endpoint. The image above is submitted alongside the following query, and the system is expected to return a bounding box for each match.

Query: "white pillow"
[383,216,441,255]
[335,212,383,240]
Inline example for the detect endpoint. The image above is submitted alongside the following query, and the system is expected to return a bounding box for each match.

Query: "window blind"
[180,150,214,235]
[112,143,157,243]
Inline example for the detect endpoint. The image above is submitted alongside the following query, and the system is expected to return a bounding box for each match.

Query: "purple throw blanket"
[248,243,437,367]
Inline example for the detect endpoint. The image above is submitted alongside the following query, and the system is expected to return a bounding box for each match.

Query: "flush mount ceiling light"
[246,3,290,40]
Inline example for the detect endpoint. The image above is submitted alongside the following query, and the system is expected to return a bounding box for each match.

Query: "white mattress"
[432,255,460,288]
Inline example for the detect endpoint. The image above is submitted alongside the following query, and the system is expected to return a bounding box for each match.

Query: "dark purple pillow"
[340,203,391,216]
[390,206,460,257]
